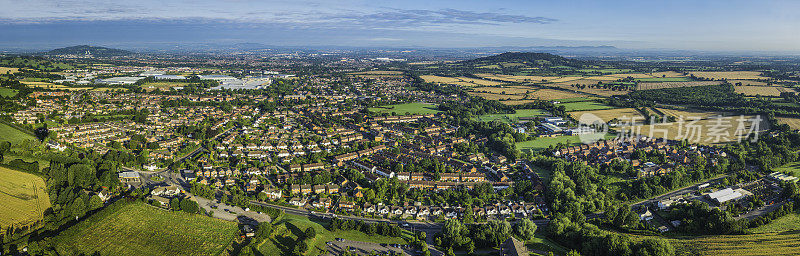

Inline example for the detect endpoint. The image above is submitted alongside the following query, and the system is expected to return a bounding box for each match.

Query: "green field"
[0,167,50,227]
[517,134,616,152]
[53,201,238,256]
[748,213,800,233]
[0,123,37,145]
[477,109,549,123]
[558,101,614,111]
[634,77,693,82]
[0,88,17,97]
[526,233,570,255]
[369,103,440,115]
[258,213,409,256]
[773,162,800,177]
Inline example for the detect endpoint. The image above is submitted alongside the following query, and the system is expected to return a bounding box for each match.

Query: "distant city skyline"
[1,0,799,52]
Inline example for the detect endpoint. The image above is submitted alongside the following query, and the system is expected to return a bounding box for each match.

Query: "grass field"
[773,162,800,178]
[0,167,50,227]
[516,134,616,152]
[747,213,800,233]
[258,213,409,256]
[54,201,238,256]
[689,71,767,80]
[558,101,614,111]
[477,109,550,123]
[368,103,440,115]
[0,88,18,97]
[620,115,766,145]
[0,122,37,145]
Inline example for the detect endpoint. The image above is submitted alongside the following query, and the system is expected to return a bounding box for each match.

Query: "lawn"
[0,87,18,97]
[558,101,614,111]
[369,103,440,116]
[0,122,37,145]
[477,109,549,123]
[525,233,570,255]
[258,213,410,256]
[53,201,238,256]
[0,167,50,227]
[747,213,800,233]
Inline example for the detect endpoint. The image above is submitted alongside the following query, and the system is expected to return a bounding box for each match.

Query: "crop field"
[420,75,502,87]
[635,81,722,90]
[549,83,630,97]
[528,89,588,100]
[0,167,50,227]
[620,115,767,145]
[468,92,525,101]
[0,67,20,74]
[350,71,404,75]
[258,213,409,256]
[472,86,534,95]
[570,108,644,123]
[558,101,614,111]
[670,232,800,256]
[21,81,93,91]
[733,85,791,96]
[747,213,800,233]
[141,81,190,91]
[54,201,238,256]
[475,74,565,83]
[477,109,549,123]
[656,108,726,120]
[776,117,800,130]
[368,103,440,115]
[689,71,767,80]
[634,77,693,82]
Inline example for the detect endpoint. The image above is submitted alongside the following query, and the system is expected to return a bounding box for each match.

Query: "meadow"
[368,103,440,115]
[0,167,50,227]
[53,201,238,256]
[258,213,409,256]
[477,109,550,123]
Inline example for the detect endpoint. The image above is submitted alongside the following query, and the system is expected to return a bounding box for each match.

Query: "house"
[313,184,326,194]
[289,197,307,207]
[638,208,654,221]
[151,195,171,208]
[151,185,181,197]
[264,187,282,199]
[312,198,332,208]
[118,171,141,183]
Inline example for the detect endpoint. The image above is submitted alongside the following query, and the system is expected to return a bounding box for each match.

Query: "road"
[631,175,729,208]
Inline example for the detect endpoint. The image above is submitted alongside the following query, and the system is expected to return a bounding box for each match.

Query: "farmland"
[777,117,800,130]
[420,75,503,86]
[570,108,644,123]
[558,101,614,111]
[0,167,50,227]
[368,103,440,115]
[620,115,766,145]
[636,81,722,90]
[671,232,800,256]
[516,134,616,152]
[53,201,238,256]
[656,108,726,120]
[477,109,549,123]
[747,213,800,233]
[469,86,588,101]
[258,213,409,256]
[689,71,767,80]
[0,67,20,74]
[733,85,790,96]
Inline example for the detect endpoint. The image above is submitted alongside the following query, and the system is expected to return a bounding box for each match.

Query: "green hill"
[46,45,134,57]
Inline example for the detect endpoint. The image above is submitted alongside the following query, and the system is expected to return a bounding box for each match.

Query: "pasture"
[258,213,409,256]
[558,101,613,111]
[53,201,238,256]
[689,71,767,80]
[477,109,549,123]
[368,103,440,115]
[0,167,50,227]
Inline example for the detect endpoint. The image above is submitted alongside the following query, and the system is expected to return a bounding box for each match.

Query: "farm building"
[768,172,798,183]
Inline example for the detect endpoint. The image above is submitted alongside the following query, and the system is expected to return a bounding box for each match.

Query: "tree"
[88,195,103,211]
[304,227,316,239]
[514,218,537,241]
[170,198,181,211]
[256,222,273,238]
[485,220,512,247]
[179,199,200,213]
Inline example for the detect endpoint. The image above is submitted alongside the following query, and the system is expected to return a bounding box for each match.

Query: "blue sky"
[1,0,798,51]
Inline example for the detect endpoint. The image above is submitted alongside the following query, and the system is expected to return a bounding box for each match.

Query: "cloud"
[327,8,557,28]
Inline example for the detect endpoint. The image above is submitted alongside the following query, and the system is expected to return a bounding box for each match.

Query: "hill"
[462,52,586,67]
[45,45,134,57]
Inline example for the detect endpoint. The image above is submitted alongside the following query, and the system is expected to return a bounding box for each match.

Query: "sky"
[0,0,799,51]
